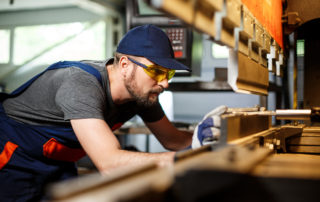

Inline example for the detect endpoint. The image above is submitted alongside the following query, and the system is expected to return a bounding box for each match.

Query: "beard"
[125,66,164,107]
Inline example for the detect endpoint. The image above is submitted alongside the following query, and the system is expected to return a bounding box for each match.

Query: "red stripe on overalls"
[0,141,18,170]
[111,122,123,131]
[43,138,86,162]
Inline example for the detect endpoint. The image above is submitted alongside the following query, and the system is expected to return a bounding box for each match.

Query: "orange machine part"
[241,0,283,49]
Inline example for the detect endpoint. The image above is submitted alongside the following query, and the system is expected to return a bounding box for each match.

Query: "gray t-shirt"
[2,59,164,129]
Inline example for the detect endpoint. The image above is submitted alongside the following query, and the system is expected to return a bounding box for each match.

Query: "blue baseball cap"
[116,24,191,72]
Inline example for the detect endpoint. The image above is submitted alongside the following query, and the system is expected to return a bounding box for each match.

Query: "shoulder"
[58,65,103,87]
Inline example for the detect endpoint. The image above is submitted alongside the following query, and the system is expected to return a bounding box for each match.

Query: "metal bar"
[227,108,311,117]
[275,109,311,120]
[276,109,311,116]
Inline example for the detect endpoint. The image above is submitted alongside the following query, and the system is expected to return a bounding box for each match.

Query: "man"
[0,24,195,201]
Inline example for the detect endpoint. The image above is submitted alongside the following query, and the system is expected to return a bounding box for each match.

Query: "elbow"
[92,151,122,175]
[95,159,115,175]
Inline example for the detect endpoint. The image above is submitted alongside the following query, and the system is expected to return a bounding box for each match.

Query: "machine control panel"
[164,27,187,59]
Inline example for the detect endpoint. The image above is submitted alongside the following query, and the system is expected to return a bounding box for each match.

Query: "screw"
[228,148,236,162]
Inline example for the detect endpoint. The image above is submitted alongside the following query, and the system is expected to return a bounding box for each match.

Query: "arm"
[145,115,193,151]
[71,118,175,175]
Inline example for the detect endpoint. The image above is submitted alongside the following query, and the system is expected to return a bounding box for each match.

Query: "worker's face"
[124,57,169,107]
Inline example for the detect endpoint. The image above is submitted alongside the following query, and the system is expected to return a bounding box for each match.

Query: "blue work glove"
[192,105,228,149]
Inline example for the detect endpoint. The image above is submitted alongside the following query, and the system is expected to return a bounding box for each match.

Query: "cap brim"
[146,56,191,72]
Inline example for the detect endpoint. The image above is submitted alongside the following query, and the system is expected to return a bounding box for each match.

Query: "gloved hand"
[192,105,228,149]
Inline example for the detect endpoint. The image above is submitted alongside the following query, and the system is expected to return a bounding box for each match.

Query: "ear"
[119,56,130,77]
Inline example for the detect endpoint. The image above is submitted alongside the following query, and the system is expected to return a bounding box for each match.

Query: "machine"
[48,108,320,201]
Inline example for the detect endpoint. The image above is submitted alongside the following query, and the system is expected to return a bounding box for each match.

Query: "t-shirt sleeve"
[55,68,106,120]
[137,101,165,123]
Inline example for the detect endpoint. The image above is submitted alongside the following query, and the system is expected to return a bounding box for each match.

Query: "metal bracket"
[277,125,304,153]
[234,4,254,55]
[282,11,302,35]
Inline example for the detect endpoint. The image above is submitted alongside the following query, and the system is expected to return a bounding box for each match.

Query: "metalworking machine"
[47,107,320,201]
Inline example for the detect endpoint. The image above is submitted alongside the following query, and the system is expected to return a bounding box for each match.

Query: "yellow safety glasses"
[128,57,175,82]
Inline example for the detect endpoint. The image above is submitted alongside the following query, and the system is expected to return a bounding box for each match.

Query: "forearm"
[97,150,175,175]
[71,118,176,175]
[146,117,193,151]
[165,130,193,151]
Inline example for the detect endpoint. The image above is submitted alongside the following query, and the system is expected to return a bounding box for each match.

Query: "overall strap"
[10,61,102,96]
[0,61,101,164]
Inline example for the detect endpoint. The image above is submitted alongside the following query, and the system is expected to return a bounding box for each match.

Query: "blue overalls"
[0,61,103,201]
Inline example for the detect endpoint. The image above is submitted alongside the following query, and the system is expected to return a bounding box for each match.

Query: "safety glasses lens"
[167,70,175,80]
[128,57,175,82]
[143,66,175,82]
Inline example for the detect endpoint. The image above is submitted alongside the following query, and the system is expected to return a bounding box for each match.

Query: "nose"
[158,78,169,89]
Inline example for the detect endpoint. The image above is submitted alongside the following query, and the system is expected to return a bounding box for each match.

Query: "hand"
[192,105,228,149]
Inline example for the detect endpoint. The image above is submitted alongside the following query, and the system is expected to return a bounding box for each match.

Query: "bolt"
[228,148,236,162]
[269,144,274,150]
